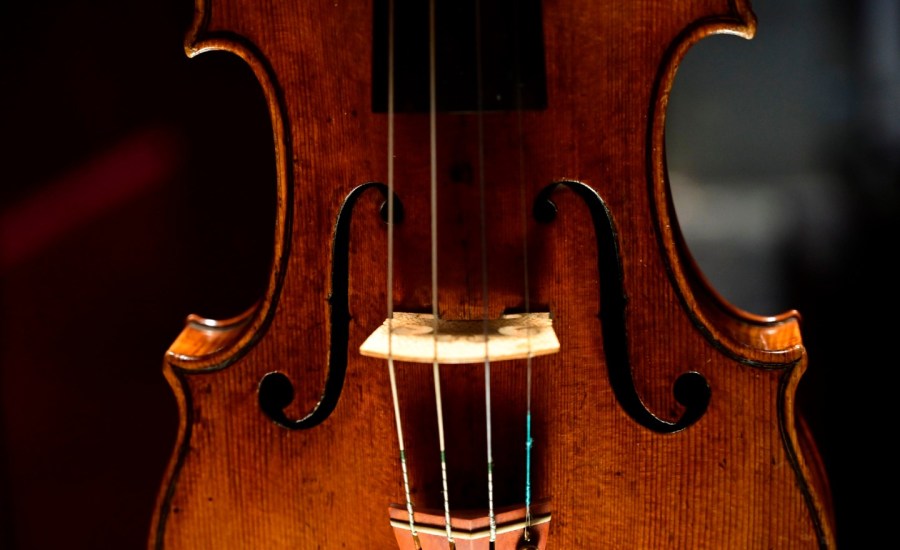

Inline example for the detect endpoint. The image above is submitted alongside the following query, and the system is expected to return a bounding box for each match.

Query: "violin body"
[149,1,836,548]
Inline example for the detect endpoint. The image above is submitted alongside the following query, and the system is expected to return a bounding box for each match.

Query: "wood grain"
[148,1,837,548]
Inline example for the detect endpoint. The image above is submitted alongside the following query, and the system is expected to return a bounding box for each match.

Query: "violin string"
[511,0,536,537]
[384,0,420,547]
[473,0,497,543]
[428,0,455,547]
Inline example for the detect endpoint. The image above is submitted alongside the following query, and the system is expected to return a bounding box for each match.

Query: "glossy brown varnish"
[148,1,837,548]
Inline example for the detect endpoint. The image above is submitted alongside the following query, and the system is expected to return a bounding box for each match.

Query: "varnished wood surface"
[149,1,836,548]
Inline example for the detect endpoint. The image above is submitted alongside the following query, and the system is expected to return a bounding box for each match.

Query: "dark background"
[1,0,894,548]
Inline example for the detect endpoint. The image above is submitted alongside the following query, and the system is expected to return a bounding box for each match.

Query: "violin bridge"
[359,312,560,364]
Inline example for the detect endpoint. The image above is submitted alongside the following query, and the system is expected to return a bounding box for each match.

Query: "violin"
[149,0,836,547]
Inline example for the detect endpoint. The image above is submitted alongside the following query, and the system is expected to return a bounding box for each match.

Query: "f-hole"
[534,180,710,433]
[258,182,404,429]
